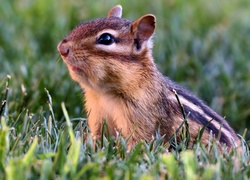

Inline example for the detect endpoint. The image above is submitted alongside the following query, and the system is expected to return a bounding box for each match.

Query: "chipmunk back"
[57,5,240,150]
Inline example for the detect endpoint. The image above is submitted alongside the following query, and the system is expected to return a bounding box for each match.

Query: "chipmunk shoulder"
[57,5,241,150]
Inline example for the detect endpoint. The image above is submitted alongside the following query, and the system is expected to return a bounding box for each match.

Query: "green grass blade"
[0,117,9,173]
[161,153,179,179]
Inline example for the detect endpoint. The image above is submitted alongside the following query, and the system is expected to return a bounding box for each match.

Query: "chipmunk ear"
[131,15,156,50]
[107,5,122,18]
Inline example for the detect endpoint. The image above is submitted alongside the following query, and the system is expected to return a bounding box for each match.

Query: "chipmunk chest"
[87,92,130,136]
[102,96,129,132]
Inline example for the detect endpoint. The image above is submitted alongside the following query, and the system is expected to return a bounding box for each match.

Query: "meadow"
[0,0,250,179]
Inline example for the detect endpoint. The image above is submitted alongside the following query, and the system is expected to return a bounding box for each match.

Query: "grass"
[0,0,250,179]
[1,78,249,179]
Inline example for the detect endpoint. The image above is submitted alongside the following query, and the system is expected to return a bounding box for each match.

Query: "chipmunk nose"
[57,39,70,57]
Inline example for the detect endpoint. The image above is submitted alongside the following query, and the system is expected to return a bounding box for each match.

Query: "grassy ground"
[0,0,250,179]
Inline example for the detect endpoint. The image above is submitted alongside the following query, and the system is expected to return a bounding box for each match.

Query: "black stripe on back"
[183,105,231,146]
[167,78,234,134]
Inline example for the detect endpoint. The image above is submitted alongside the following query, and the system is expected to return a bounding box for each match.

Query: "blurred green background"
[1,0,250,139]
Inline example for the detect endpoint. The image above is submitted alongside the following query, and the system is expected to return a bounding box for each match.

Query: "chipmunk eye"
[97,33,115,45]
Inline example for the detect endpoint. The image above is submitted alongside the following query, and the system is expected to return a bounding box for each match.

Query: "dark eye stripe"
[97,33,115,45]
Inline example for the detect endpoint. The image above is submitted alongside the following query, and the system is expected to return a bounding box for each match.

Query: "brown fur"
[57,5,241,150]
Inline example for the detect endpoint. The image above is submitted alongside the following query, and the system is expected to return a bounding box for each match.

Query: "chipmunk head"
[57,5,156,94]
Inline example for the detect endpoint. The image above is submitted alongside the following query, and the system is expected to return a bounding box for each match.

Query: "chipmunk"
[57,5,240,150]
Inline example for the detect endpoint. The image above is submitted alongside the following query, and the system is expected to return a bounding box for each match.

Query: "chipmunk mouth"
[69,64,84,73]
[63,60,84,74]
[59,55,84,73]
